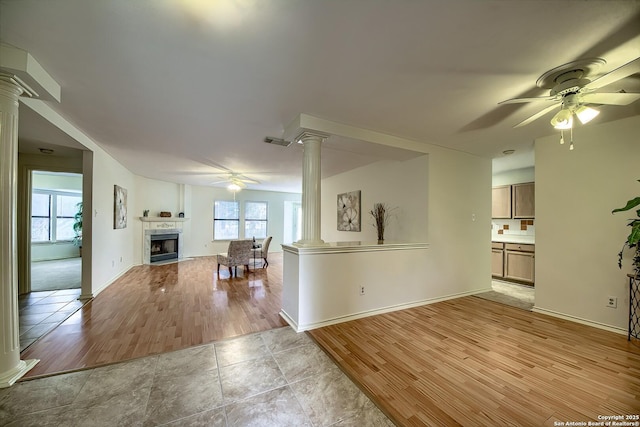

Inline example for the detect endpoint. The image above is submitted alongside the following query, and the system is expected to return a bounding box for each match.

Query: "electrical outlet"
[360,285,365,296]
[111,260,115,267]
[606,296,617,308]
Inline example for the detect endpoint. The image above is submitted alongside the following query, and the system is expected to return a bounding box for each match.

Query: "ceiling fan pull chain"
[560,130,565,145]
[569,127,574,151]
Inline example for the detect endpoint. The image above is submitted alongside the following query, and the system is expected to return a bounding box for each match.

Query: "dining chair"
[216,239,253,277]
[251,236,272,268]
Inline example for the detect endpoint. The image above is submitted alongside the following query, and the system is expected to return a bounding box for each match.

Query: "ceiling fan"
[210,172,260,191]
[500,57,640,130]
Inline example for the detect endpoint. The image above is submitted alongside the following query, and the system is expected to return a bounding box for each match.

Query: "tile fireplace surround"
[140,217,187,264]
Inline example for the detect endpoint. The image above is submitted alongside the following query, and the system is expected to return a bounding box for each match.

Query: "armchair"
[217,239,253,277]
[252,236,272,268]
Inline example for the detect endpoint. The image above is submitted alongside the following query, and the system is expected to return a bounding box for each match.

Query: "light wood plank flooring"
[309,296,640,426]
[21,255,286,378]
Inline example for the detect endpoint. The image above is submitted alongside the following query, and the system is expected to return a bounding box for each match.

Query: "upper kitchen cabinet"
[492,185,512,218]
[492,182,535,219]
[512,182,535,218]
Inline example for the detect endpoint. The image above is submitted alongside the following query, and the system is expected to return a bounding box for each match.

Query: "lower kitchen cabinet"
[491,242,504,277]
[504,243,535,284]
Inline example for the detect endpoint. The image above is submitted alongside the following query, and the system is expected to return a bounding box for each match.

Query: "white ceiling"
[1,1,639,192]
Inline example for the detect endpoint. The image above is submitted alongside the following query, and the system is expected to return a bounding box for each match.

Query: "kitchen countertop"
[491,235,535,244]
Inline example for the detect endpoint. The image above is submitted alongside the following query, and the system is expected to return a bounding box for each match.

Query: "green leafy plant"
[612,181,640,277]
[72,202,83,247]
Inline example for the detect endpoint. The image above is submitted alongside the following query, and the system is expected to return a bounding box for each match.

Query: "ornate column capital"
[294,131,330,145]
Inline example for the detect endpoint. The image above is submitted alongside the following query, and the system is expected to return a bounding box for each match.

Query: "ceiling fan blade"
[498,95,557,105]
[513,103,561,128]
[236,177,259,184]
[583,57,640,90]
[581,92,640,106]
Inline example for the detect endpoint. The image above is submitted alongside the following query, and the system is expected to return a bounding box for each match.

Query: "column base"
[0,358,39,388]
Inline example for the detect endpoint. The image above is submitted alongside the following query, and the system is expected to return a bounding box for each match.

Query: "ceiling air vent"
[263,136,292,147]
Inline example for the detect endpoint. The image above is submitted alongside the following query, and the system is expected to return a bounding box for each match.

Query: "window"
[214,200,239,240]
[31,193,51,242]
[245,201,268,239]
[31,190,81,242]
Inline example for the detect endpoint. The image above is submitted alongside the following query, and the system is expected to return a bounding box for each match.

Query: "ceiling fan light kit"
[227,182,243,192]
[551,108,574,130]
[575,105,599,124]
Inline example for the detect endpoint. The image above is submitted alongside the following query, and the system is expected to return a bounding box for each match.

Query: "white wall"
[283,244,432,330]
[535,115,640,331]
[32,171,82,192]
[306,144,492,327]
[492,166,535,186]
[90,146,137,295]
[321,155,429,243]
[424,145,492,294]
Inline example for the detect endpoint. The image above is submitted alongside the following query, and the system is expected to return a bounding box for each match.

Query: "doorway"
[20,171,84,350]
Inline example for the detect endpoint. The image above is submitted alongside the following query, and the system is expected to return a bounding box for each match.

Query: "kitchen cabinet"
[512,182,535,218]
[492,182,535,219]
[504,243,535,284]
[491,242,504,277]
[492,186,511,218]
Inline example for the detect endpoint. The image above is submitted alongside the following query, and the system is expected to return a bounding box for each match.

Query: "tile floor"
[18,289,85,351]
[1,326,394,426]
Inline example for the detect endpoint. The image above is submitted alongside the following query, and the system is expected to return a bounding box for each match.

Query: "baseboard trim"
[279,310,299,331]
[91,265,132,297]
[286,287,492,332]
[532,306,627,335]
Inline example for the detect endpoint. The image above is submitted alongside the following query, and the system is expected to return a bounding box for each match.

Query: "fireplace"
[144,228,183,264]
[150,233,179,263]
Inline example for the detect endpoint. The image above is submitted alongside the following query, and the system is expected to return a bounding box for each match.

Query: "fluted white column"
[0,77,38,387]
[296,132,326,246]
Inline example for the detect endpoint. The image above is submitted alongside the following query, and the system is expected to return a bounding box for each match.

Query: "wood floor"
[21,255,286,378]
[309,296,640,426]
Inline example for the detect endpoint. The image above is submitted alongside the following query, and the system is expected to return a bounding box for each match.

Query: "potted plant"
[612,181,640,278]
[369,202,396,244]
[73,202,83,254]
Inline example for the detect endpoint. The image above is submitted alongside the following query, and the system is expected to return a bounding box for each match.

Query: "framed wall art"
[114,184,127,229]
[337,190,361,232]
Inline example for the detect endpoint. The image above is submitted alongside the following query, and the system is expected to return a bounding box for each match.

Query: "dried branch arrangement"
[370,202,395,242]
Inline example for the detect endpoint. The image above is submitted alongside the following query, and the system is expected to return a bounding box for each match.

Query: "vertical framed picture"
[337,190,361,231]
[114,185,127,229]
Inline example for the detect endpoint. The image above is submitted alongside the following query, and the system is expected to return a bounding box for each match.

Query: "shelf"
[139,217,189,222]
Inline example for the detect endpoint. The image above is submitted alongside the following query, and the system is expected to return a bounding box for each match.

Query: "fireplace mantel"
[139,217,189,222]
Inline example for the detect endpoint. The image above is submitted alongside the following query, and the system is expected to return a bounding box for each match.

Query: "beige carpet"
[31,257,81,291]
[475,280,535,310]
